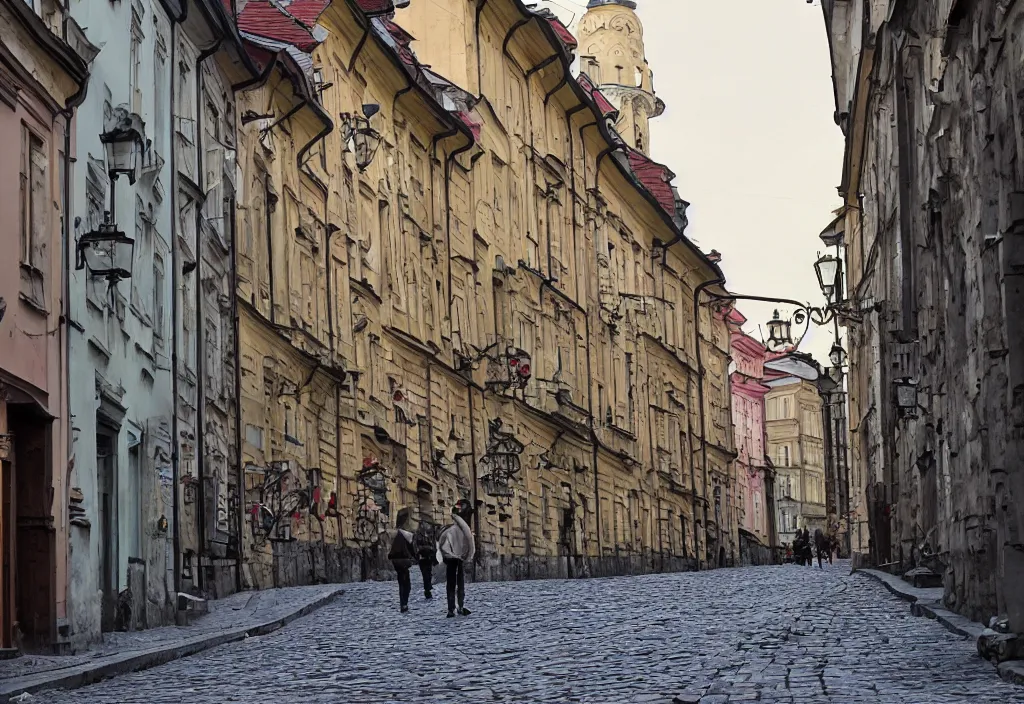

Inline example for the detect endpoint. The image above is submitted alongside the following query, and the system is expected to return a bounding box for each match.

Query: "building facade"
[821,0,1024,632]
[764,354,826,539]
[727,309,774,564]
[227,0,738,586]
[0,0,89,652]
[65,0,257,647]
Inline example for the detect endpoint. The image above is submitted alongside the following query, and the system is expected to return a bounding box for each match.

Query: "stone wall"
[824,0,1024,632]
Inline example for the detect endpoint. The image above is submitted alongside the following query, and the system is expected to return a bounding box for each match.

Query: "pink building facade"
[727,310,775,564]
[0,0,88,651]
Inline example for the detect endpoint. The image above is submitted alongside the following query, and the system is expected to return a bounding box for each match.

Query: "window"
[634,66,643,87]
[783,445,790,467]
[20,126,46,270]
[583,56,600,82]
[625,352,634,428]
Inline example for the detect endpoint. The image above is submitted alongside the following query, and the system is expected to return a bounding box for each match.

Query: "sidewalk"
[857,568,1024,686]
[0,584,345,702]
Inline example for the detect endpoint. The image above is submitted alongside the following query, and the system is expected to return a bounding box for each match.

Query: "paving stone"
[17,562,1024,703]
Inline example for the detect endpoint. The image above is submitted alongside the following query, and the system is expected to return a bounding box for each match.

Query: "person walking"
[801,527,813,567]
[388,509,416,613]
[792,530,806,566]
[814,528,829,569]
[438,500,475,618]
[413,518,438,600]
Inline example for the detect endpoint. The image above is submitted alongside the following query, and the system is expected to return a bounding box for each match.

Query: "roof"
[577,73,618,119]
[355,0,395,15]
[545,16,577,50]
[625,147,676,214]
[281,0,330,26]
[237,0,319,52]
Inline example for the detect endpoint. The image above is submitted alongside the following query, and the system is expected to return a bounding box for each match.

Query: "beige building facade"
[764,357,826,539]
[231,0,737,587]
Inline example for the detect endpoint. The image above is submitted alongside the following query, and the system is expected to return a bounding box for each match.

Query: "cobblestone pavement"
[29,563,1024,704]
[0,585,342,684]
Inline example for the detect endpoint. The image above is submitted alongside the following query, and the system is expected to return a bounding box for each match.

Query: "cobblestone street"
[28,564,1024,704]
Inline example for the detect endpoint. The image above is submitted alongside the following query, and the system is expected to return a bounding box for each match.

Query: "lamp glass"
[814,254,840,297]
[80,224,135,280]
[829,343,847,367]
[102,132,142,184]
[766,310,792,352]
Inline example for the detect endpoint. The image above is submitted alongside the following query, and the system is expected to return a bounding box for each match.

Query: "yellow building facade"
[232,0,737,586]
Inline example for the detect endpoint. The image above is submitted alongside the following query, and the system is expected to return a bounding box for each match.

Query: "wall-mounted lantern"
[101,108,146,185]
[828,342,848,368]
[766,310,793,352]
[814,253,841,303]
[894,377,919,417]
[340,104,382,172]
[76,219,135,282]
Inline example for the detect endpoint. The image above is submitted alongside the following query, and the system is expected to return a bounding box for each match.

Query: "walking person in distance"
[413,518,438,600]
[439,500,475,618]
[388,509,416,613]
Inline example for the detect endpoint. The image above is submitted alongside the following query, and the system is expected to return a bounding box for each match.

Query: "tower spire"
[577,0,663,155]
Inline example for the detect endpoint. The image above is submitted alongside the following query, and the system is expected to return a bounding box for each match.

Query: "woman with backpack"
[388,509,416,613]
[413,519,439,600]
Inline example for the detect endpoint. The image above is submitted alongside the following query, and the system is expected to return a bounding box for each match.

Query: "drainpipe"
[230,186,244,593]
[693,276,724,570]
[444,137,475,313]
[169,0,189,604]
[192,36,225,593]
[58,56,90,635]
[467,383,478,579]
[474,0,490,96]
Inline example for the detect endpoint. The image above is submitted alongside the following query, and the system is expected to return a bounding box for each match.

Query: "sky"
[541,0,845,366]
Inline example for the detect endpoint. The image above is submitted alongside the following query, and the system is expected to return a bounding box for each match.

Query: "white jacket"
[438,515,475,562]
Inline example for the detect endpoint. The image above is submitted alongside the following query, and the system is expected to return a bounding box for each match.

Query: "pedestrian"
[413,518,438,600]
[814,528,828,569]
[829,534,839,563]
[438,499,475,618]
[792,530,806,566]
[801,527,813,567]
[388,509,416,613]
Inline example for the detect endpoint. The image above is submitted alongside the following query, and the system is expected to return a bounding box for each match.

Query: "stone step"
[903,566,942,589]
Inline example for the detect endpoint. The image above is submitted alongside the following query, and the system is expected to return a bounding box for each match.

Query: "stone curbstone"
[856,570,1024,687]
[0,587,345,703]
[998,661,1024,686]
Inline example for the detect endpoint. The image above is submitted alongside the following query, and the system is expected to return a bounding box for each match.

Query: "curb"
[0,586,345,702]
[855,569,1021,687]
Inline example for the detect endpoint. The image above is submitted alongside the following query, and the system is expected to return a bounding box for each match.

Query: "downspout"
[468,383,478,579]
[169,2,188,602]
[444,136,475,313]
[475,0,490,95]
[264,177,276,324]
[593,144,625,197]
[58,64,89,632]
[193,36,226,592]
[230,184,244,593]
[693,276,725,570]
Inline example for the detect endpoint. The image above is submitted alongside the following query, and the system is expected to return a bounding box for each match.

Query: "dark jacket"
[388,528,416,569]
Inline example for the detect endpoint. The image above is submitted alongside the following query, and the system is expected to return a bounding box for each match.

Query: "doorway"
[96,429,118,632]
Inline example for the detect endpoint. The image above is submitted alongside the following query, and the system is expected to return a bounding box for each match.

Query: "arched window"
[634,66,643,88]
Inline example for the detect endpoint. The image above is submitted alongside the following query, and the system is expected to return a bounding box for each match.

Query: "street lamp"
[766,310,793,352]
[829,342,848,368]
[340,104,382,172]
[76,219,135,281]
[814,253,841,303]
[101,108,146,185]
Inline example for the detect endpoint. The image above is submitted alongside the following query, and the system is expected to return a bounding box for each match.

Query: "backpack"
[413,524,437,558]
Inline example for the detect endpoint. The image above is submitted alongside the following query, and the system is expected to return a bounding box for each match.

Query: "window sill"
[18,291,48,316]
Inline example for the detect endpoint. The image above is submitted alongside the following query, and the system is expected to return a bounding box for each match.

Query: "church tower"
[576,0,664,156]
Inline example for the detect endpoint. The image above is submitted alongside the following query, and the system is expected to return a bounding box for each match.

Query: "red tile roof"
[284,0,330,26]
[547,17,577,49]
[457,111,482,141]
[355,0,394,15]
[625,147,675,215]
[577,73,618,119]
[238,0,319,52]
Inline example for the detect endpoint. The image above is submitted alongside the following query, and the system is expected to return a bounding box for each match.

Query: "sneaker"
[447,610,455,618]
[459,607,471,616]
[401,605,409,613]
[424,592,433,600]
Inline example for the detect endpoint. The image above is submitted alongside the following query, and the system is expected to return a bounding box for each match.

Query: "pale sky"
[543,0,844,365]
